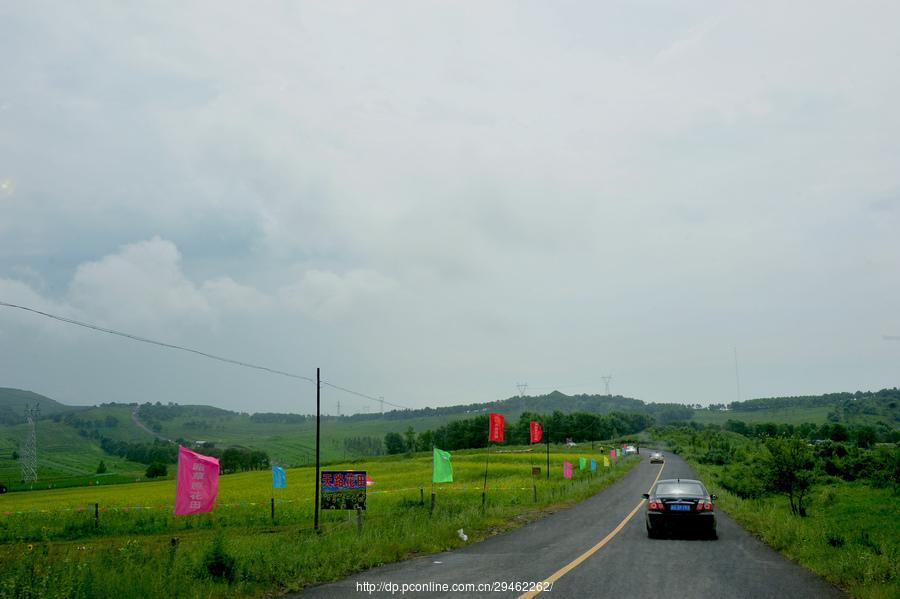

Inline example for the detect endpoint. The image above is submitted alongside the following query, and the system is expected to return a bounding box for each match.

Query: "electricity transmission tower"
[601,375,613,396]
[21,405,39,483]
[379,396,384,415]
[516,382,528,397]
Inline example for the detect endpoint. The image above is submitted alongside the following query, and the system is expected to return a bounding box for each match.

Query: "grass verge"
[690,461,899,599]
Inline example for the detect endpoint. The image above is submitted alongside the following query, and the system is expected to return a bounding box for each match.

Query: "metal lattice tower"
[516,382,528,397]
[601,375,613,396]
[20,405,39,483]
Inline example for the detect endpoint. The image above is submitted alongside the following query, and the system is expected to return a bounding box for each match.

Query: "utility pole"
[337,400,340,417]
[516,383,528,397]
[379,396,384,415]
[314,368,321,532]
[734,348,742,403]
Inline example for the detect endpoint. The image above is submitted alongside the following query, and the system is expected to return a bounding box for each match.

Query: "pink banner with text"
[175,446,220,516]
[563,461,573,479]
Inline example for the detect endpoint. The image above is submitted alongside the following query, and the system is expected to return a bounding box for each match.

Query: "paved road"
[298,454,845,599]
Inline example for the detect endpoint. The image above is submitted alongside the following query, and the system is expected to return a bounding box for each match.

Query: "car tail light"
[696,501,713,512]
[648,500,663,511]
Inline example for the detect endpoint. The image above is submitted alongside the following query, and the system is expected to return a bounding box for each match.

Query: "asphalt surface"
[297,453,846,599]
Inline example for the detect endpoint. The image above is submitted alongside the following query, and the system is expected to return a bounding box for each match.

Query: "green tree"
[416,430,435,452]
[96,460,107,474]
[763,436,815,516]
[145,462,168,478]
[854,426,876,449]
[384,432,405,455]
[403,426,417,453]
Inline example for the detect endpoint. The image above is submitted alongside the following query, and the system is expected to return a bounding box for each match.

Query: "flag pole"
[482,445,490,509]
[430,444,436,515]
[546,425,550,481]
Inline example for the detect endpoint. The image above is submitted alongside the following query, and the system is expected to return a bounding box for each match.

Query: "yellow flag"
[603,456,610,468]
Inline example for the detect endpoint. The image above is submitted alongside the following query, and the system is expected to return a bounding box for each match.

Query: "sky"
[1,1,898,415]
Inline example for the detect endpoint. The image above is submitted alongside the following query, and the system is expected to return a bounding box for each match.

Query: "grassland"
[0,445,638,598]
[692,406,835,426]
[0,420,148,490]
[691,462,898,599]
[650,427,899,599]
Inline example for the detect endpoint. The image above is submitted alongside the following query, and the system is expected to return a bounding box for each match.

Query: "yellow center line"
[518,462,666,599]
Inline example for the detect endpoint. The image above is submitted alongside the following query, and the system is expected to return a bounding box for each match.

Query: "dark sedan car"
[643,478,717,539]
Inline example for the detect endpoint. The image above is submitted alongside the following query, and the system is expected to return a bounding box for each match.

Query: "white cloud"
[1,1,899,409]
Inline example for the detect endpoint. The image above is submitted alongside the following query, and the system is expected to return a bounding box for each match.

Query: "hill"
[0,387,88,425]
[1,386,897,490]
[692,388,900,427]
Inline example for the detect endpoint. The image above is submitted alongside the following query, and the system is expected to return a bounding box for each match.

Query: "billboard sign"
[320,470,367,510]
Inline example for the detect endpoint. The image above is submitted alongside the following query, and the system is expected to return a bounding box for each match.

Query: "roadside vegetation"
[651,423,899,599]
[0,445,637,598]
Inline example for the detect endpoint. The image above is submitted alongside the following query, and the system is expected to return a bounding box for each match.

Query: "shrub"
[145,462,167,478]
[202,536,236,583]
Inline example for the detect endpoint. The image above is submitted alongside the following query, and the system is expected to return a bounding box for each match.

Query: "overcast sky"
[1,1,898,414]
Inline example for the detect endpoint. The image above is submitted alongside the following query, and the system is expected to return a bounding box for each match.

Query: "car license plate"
[670,504,691,512]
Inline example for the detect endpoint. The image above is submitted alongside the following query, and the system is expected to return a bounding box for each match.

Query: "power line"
[0,300,408,410]
[320,381,408,410]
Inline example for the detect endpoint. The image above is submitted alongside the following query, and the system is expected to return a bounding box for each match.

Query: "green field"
[0,420,148,489]
[0,445,638,598]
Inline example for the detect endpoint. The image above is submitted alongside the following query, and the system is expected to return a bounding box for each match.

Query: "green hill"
[1,386,897,491]
[0,387,88,425]
[693,388,900,427]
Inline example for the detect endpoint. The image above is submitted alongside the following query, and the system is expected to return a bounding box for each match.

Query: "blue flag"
[590,459,597,472]
[272,465,286,489]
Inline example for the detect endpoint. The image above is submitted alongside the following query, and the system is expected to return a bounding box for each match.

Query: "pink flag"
[610,449,616,460]
[175,446,220,516]
[563,461,573,479]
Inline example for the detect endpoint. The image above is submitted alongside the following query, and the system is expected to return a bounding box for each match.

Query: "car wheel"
[646,523,658,539]
[707,527,718,540]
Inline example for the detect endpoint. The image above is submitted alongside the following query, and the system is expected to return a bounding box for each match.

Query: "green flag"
[433,447,453,483]
[579,457,587,471]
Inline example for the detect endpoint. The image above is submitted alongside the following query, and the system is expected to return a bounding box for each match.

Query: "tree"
[829,424,849,442]
[854,426,876,449]
[145,462,168,478]
[384,432,405,455]
[404,426,417,453]
[96,460,107,474]
[762,437,815,516]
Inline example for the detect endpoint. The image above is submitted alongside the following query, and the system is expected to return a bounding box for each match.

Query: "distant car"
[649,452,664,464]
[624,445,637,454]
[643,478,717,539]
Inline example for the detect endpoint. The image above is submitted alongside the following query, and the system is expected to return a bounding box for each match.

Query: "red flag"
[488,413,505,442]
[530,421,543,444]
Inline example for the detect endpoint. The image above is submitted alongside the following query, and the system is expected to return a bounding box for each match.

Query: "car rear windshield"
[655,482,704,496]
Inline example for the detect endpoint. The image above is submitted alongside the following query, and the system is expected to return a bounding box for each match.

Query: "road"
[130,406,173,443]
[298,453,845,598]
